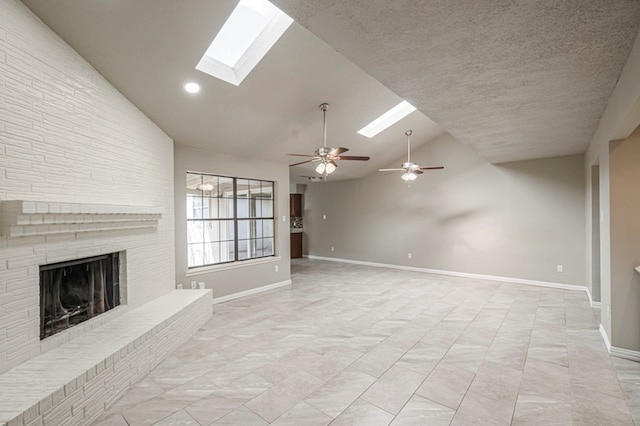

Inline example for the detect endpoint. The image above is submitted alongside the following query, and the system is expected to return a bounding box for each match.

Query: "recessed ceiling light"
[184,82,200,93]
[196,0,293,86]
[357,101,417,138]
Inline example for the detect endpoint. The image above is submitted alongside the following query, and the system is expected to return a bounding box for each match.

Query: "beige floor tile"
[571,384,634,425]
[304,370,376,418]
[467,361,522,402]
[244,382,304,423]
[212,406,268,425]
[161,376,219,403]
[93,413,129,426]
[270,401,332,425]
[98,259,636,426]
[512,394,572,424]
[184,390,254,425]
[450,391,515,426]
[361,365,426,414]
[393,341,446,375]
[121,399,185,426]
[330,399,395,426]
[390,395,455,425]
[152,409,199,426]
[415,360,476,410]
[346,343,407,378]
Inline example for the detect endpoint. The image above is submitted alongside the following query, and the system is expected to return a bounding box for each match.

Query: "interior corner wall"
[585,29,640,346]
[609,129,640,351]
[304,133,586,286]
[174,145,291,299]
[0,0,175,372]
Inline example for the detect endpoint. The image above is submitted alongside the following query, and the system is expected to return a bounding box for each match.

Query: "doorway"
[591,164,601,304]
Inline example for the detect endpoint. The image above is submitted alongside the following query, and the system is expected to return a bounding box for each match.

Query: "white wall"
[0,0,175,373]
[304,133,586,286]
[174,145,291,299]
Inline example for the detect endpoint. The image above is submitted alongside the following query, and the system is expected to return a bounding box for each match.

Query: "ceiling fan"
[288,103,370,177]
[378,130,443,185]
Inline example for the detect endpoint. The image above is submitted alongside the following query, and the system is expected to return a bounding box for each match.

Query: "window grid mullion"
[233,178,239,262]
[187,172,274,268]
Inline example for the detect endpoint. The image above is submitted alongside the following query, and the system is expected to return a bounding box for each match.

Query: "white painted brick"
[27,215,42,225]
[6,414,23,426]
[21,202,36,214]
[34,203,47,214]
[0,6,177,426]
[25,416,43,426]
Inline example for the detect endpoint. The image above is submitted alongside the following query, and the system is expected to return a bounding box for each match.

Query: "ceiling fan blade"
[329,147,349,156]
[337,155,370,161]
[419,166,444,170]
[378,168,405,172]
[287,153,315,157]
[289,159,314,167]
[414,170,424,175]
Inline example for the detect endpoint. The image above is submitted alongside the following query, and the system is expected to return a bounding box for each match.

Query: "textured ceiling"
[272,0,640,163]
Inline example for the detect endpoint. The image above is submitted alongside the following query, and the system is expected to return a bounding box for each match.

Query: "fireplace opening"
[39,253,120,340]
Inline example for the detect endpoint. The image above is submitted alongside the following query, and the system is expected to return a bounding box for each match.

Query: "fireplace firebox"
[39,253,120,339]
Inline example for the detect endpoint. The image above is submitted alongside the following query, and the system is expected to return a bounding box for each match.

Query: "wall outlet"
[191,280,196,289]
[176,283,183,289]
[275,265,279,272]
[556,264,563,273]
[330,246,334,252]
[408,253,412,259]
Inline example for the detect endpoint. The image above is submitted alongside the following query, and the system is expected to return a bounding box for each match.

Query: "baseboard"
[586,287,593,306]
[585,288,601,308]
[305,255,587,293]
[610,346,640,362]
[212,280,292,305]
[598,324,640,361]
[600,323,612,352]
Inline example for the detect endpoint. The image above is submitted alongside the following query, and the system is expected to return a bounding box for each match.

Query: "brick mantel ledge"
[0,289,212,426]
[0,200,162,238]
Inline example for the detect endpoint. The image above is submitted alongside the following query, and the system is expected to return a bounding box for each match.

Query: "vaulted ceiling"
[22,0,640,181]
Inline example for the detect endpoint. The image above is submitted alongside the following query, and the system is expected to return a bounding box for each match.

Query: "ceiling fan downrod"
[405,129,412,164]
[320,103,329,149]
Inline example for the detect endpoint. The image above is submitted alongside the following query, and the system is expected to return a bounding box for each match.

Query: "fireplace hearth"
[39,253,120,339]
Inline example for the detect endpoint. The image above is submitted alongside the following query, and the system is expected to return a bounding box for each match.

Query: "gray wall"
[174,145,291,299]
[610,129,640,351]
[304,133,586,285]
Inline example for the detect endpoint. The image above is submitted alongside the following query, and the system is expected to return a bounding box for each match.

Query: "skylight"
[357,101,417,138]
[196,0,293,86]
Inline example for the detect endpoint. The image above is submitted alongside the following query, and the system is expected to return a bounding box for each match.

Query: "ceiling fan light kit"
[379,130,444,186]
[288,103,370,180]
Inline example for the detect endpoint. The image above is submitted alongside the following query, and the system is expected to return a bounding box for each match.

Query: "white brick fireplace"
[0,1,211,425]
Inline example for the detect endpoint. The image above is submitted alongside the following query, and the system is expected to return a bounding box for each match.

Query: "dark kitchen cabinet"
[290,232,303,258]
[290,194,303,217]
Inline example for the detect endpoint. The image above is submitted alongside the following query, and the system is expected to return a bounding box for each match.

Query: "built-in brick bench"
[0,289,212,426]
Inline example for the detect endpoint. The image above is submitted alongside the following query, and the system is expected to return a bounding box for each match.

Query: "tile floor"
[95,259,640,425]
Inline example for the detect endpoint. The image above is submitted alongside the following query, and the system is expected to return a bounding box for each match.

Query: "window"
[187,172,275,268]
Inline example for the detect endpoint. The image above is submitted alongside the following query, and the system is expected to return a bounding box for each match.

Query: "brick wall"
[0,290,212,426]
[0,0,176,373]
